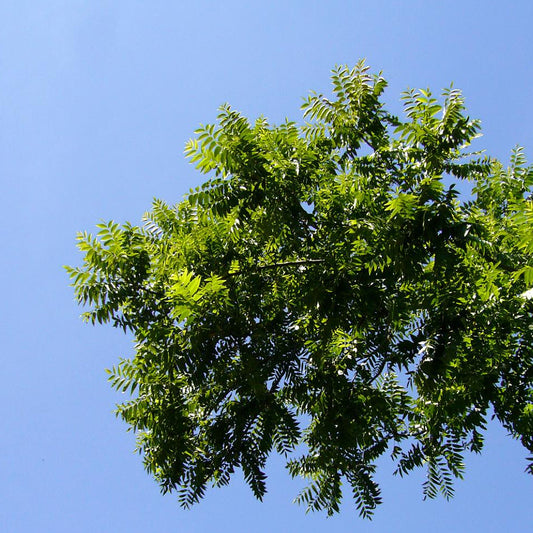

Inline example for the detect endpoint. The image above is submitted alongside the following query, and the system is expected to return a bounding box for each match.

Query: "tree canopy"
[67,61,533,517]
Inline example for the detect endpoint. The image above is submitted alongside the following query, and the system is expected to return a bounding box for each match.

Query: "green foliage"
[67,61,533,517]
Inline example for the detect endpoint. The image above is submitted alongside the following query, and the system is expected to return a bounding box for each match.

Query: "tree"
[67,61,533,517]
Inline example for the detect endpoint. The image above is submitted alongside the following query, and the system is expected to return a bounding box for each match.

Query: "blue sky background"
[2,1,532,531]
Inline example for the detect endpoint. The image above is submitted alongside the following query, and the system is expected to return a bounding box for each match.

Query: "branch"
[268,372,284,394]
[257,258,325,270]
[368,358,388,384]
[227,258,325,277]
[361,428,427,460]
[360,133,377,152]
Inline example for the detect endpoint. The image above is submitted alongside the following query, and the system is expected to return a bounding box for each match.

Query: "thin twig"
[227,258,325,277]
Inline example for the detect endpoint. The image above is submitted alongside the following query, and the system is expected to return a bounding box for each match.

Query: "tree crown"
[68,61,533,517]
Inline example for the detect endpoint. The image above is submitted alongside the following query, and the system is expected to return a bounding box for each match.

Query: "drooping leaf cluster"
[67,61,533,517]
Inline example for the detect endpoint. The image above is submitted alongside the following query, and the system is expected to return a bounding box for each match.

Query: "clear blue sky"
[2,1,532,531]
